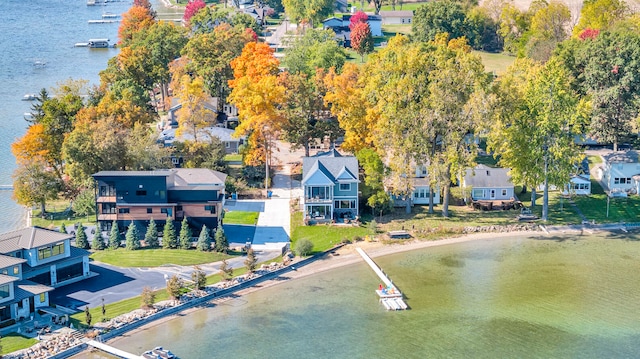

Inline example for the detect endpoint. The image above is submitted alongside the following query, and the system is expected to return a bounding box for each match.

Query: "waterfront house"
[158,126,245,154]
[92,168,227,234]
[379,10,414,25]
[599,151,640,196]
[302,149,359,223]
[390,165,440,207]
[463,164,515,201]
[564,175,592,195]
[322,14,383,47]
[0,227,91,324]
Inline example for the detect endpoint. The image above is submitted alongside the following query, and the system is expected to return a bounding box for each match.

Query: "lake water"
[0,0,181,232]
[76,232,640,358]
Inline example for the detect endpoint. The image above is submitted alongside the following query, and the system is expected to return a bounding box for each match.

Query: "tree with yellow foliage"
[174,75,216,143]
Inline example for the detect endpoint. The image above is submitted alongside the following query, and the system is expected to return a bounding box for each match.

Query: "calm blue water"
[0,0,185,232]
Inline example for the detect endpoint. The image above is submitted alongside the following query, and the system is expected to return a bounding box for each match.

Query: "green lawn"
[224,154,242,163]
[31,198,96,230]
[0,333,38,355]
[290,212,369,252]
[90,248,232,267]
[71,288,170,327]
[573,180,640,223]
[223,211,259,225]
[472,51,516,76]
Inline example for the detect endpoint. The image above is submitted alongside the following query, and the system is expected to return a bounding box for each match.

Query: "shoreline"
[101,230,551,348]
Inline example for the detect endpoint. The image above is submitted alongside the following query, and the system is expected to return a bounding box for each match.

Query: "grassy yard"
[31,198,96,230]
[290,211,369,252]
[223,211,259,225]
[0,333,38,355]
[90,248,232,267]
[70,288,170,327]
[472,51,516,76]
[224,154,242,163]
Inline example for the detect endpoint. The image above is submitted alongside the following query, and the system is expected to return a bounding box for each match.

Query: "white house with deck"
[600,151,640,196]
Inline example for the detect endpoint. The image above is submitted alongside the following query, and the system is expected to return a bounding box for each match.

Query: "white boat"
[152,347,176,359]
[88,38,110,48]
[88,19,119,24]
[33,60,46,68]
[22,94,36,101]
[102,12,119,18]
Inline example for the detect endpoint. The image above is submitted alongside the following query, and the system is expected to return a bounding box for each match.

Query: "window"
[501,189,508,196]
[38,247,51,260]
[12,266,18,275]
[614,178,632,184]
[225,142,230,148]
[40,293,46,303]
[101,203,116,214]
[0,285,9,299]
[339,183,350,191]
[161,208,168,214]
[118,208,130,214]
[204,206,216,214]
[472,189,485,199]
[176,206,183,211]
[136,190,147,196]
[147,208,153,214]
[336,200,356,209]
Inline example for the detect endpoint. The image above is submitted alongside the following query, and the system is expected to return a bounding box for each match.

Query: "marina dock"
[356,247,408,311]
[87,340,142,359]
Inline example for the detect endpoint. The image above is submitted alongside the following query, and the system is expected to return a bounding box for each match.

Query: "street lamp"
[264,126,270,198]
[542,144,549,221]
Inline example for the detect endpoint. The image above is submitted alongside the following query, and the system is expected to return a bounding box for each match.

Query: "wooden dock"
[356,247,408,311]
[87,340,142,359]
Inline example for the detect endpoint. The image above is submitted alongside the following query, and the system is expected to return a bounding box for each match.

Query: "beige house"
[379,10,414,25]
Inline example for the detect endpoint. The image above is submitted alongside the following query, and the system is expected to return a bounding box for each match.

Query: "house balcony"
[96,196,116,203]
[97,213,117,221]
[304,197,333,204]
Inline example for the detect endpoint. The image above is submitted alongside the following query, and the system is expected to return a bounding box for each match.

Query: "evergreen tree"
[92,230,105,250]
[196,224,211,251]
[144,218,159,248]
[60,222,67,233]
[179,217,192,250]
[125,221,141,250]
[84,306,92,327]
[109,220,121,249]
[214,227,229,253]
[244,247,257,273]
[75,223,89,249]
[162,220,177,249]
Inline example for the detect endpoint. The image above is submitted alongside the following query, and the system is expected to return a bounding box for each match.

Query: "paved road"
[51,249,281,309]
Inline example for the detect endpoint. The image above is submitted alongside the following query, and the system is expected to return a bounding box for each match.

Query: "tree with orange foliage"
[228,42,284,166]
[323,63,375,152]
[118,5,155,47]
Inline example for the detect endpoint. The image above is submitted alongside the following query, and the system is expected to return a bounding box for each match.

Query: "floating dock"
[356,247,408,311]
[87,340,142,359]
[88,19,119,24]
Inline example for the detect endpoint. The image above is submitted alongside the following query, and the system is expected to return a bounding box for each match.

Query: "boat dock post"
[86,340,142,359]
[355,247,408,310]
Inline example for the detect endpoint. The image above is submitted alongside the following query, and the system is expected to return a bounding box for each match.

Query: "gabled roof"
[570,175,591,184]
[302,150,359,185]
[0,227,72,253]
[302,161,335,186]
[464,164,513,188]
[603,150,639,165]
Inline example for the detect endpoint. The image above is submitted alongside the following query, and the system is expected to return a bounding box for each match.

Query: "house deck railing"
[304,197,332,203]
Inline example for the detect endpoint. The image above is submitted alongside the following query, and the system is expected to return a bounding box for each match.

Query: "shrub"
[141,286,156,309]
[244,248,257,272]
[92,231,105,250]
[166,275,183,300]
[295,238,313,256]
[220,259,233,280]
[191,265,206,290]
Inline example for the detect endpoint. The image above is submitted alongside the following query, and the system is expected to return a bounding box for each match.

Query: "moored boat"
[22,94,36,101]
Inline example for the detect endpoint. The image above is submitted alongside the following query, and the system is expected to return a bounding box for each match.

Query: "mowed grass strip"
[1,333,38,355]
[224,211,259,225]
[291,211,369,253]
[91,248,231,267]
[71,289,170,327]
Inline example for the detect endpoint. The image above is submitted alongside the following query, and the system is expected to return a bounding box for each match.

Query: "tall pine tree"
[179,217,192,250]
[162,220,177,249]
[75,223,89,249]
[92,230,105,250]
[196,224,211,251]
[125,221,140,250]
[144,218,159,248]
[109,220,121,249]
[214,227,229,253]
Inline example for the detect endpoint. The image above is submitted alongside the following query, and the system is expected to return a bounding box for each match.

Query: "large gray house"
[302,149,360,223]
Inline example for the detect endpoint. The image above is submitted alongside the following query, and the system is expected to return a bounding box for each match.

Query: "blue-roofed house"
[301,149,359,223]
